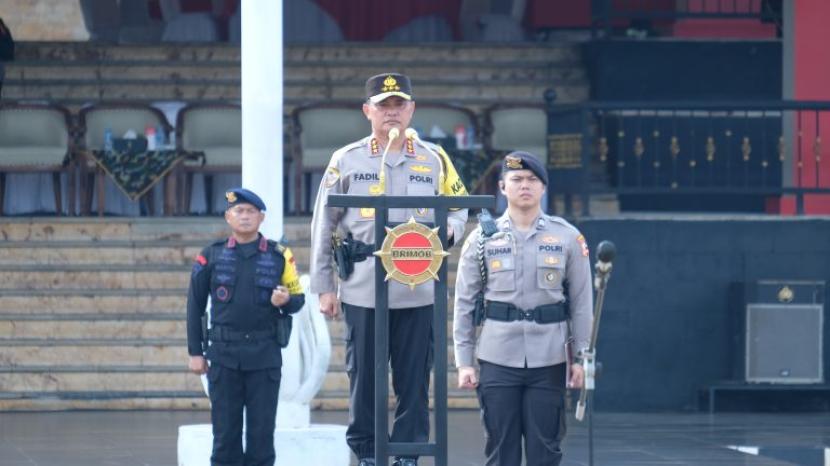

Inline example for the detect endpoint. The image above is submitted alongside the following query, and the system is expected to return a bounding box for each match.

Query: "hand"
[457,366,478,390]
[568,363,585,389]
[271,286,290,307]
[319,292,340,319]
[189,355,207,375]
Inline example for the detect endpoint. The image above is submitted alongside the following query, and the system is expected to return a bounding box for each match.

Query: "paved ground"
[0,409,828,465]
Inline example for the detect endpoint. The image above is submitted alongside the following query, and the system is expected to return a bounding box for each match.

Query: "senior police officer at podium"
[453,152,593,466]
[309,73,469,466]
[186,188,305,466]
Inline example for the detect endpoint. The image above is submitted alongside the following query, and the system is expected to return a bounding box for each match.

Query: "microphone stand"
[575,241,615,466]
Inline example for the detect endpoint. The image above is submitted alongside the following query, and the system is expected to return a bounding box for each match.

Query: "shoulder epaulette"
[544,214,580,234]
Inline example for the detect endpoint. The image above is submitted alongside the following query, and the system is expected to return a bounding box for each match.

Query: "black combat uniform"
[187,190,304,466]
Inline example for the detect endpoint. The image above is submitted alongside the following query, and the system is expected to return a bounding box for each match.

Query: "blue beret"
[501,151,548,185]
[225,188,266,211]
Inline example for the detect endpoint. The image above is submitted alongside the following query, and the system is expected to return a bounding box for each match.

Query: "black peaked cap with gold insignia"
[365,73,413,103]
[501,151,548,185]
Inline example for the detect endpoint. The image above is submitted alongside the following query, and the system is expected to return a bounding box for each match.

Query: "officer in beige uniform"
[454,151,593,466]
[309,73,469,466]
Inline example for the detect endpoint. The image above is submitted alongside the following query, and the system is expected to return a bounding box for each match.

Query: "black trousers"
[207,363,281,466]
[342,303,434,460]
[477,361,567,466]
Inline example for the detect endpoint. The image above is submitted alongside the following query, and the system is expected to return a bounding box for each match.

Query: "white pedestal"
[177,423,349,466]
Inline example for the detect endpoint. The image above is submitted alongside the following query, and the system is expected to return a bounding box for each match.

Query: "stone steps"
[0,217,312,241]
[0,394,211,411]
[0,242,204,266]
[0,218,474,410]
[0,390,478,411]
[0,314,457,345]
[0,290,185,314]
[0,338,457,369]
[0,365,462,394]
[0,265,191,290]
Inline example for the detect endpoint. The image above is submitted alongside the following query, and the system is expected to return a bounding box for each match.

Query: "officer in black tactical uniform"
[187,188,305,466]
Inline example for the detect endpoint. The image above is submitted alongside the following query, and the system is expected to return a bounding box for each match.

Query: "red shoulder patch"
[195,254,208,266]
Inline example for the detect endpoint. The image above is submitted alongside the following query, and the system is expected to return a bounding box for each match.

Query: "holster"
[275,313,293,348]
[473,292,486,327]
[331,232,374,280]
[332,234,353,280]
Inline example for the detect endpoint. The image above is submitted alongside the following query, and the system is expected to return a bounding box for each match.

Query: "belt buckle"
[520,310,534,321]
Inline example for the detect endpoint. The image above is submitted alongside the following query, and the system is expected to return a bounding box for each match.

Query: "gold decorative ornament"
[374,218,449,289]
[225,191,237,203]
[598,137,609,162]
[705,136,715,162]
[634,137,644,158]
[777,285,794,303]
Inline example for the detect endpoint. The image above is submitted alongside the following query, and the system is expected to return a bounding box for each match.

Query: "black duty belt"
[208,325,277,342]
[484,301,568,324]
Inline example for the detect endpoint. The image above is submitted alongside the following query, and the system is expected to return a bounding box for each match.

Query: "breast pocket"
[405,183,435,220]
[486,256,515,292]
[537,254,565,290]
[346,182,376,222]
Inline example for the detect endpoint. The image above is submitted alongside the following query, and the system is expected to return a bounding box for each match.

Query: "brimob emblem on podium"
[374,217,449,289]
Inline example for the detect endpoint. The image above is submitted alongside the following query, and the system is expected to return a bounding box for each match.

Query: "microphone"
[593,240,615,289]
[404,128,446,189]
[376,127,400,194]
[597,240,616,264]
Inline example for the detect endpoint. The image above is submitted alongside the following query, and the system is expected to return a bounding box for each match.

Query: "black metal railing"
[545,98,830,216]
[591,0,781,38]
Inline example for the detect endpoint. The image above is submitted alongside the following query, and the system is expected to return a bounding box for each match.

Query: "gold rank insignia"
[225,191,237,203]
[505,155,523,169]
[409,165,432,173]
[544,256,560,265]
[382,75,400,92]
[360,208,375,218]
[370,138,380,155]
[406,137,415,154]
[368,184,383,195]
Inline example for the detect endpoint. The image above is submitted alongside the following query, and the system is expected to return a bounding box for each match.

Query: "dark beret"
[225,188,266,211]
[501,151,548,185]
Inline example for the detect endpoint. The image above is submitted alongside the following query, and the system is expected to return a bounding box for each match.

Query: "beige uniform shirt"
[309,135,469,309]
[453,211,593,368]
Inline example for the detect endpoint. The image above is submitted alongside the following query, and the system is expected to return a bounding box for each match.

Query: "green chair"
[0,103,73,215]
